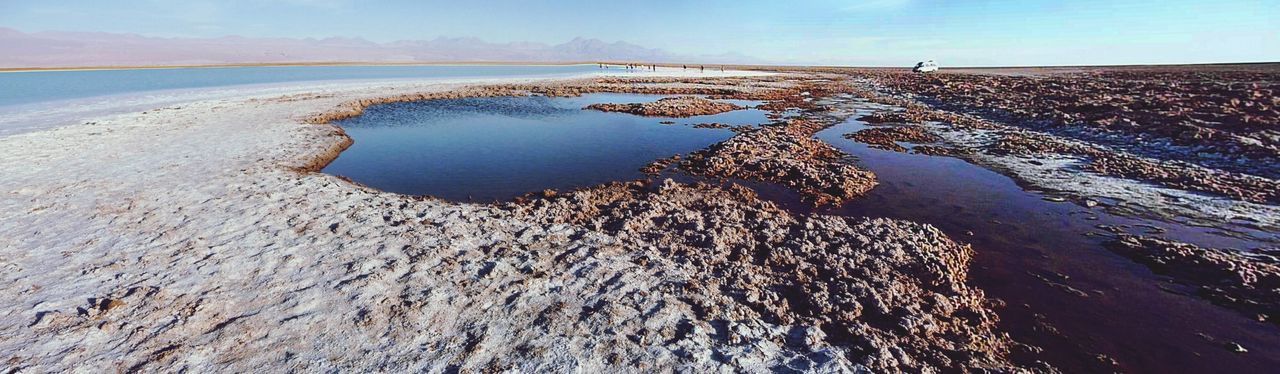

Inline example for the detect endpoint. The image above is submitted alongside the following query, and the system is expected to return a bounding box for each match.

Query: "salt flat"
[2,69,1019,372]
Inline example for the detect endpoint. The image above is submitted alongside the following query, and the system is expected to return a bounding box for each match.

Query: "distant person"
[682,64,687,70]
[700,65,704,73]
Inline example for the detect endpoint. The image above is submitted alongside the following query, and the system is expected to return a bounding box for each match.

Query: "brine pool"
[322,93,768,201]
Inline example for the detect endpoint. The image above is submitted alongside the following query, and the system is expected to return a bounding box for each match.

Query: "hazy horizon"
[2,0,1278,67]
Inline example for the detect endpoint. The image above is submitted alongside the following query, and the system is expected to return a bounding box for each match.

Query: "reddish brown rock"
[844,125,942,153]
[681,120,878,206]
[585,96,743,117]
[512,179,1033,372]
[911,145,965,156]
[1106,235,1280,324]
[989,132,1280,204]
[639,155,680,175]
[870,68,1280,174]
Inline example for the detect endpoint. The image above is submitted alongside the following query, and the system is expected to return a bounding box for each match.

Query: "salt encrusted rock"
[586,96,742,117]
[843,125,941,153]
[681,119,878,206]
[1106,234,1280,324]
[871,69,1280,179]
[511,179,1027,372]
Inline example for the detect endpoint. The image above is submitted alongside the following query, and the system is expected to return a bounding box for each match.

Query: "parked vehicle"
[913,60,939,73]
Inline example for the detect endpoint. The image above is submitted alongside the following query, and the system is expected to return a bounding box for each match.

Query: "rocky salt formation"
[844,125,942,153]
[839,75,1280,231]
[1106,235,1280,325]
[859,68,1280,199]
[989,132,1280,205]
[853,105,998,131]
[680,119,878,206]
[585,96,743,117]
[909,145,966,156]
[639,154,681,175]
[689,122,729,129]
[511,179,1031,372]
[874,70,1280,178]
[1082,155,1280,205]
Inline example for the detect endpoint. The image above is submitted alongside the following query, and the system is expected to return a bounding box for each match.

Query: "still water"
[323,93,768,201]
[0,64,598,108]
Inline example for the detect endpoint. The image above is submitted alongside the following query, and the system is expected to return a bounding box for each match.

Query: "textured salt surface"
[1,71,1022,372]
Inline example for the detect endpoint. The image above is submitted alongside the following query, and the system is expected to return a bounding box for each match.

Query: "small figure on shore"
[682,64,687,70]
[700,65,704,72]
[720,66,724,72]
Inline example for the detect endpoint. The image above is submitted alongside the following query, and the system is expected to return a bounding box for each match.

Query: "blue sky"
[1,0,1277,66]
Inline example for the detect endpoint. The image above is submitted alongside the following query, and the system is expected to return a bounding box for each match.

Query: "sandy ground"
[0,70,1024,372]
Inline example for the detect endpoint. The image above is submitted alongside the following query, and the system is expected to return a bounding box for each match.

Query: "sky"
[1,0,1277,66]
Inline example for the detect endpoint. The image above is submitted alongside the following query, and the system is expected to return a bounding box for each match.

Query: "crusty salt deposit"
[0,71,1026,372]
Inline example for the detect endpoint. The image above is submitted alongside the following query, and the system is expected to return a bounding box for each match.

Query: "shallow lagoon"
[0,64,600,108]
[323,93,768,201]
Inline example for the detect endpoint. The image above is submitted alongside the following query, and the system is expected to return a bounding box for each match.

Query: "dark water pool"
[794,98,1280,373]
[322,93,768,201]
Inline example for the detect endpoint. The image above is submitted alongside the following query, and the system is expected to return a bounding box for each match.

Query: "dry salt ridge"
[0,70,1036,372]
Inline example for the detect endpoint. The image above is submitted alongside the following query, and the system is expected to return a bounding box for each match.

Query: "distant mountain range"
[0,28,759,68]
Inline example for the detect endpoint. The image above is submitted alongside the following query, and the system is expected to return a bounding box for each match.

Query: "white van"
[913,60,939,73]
